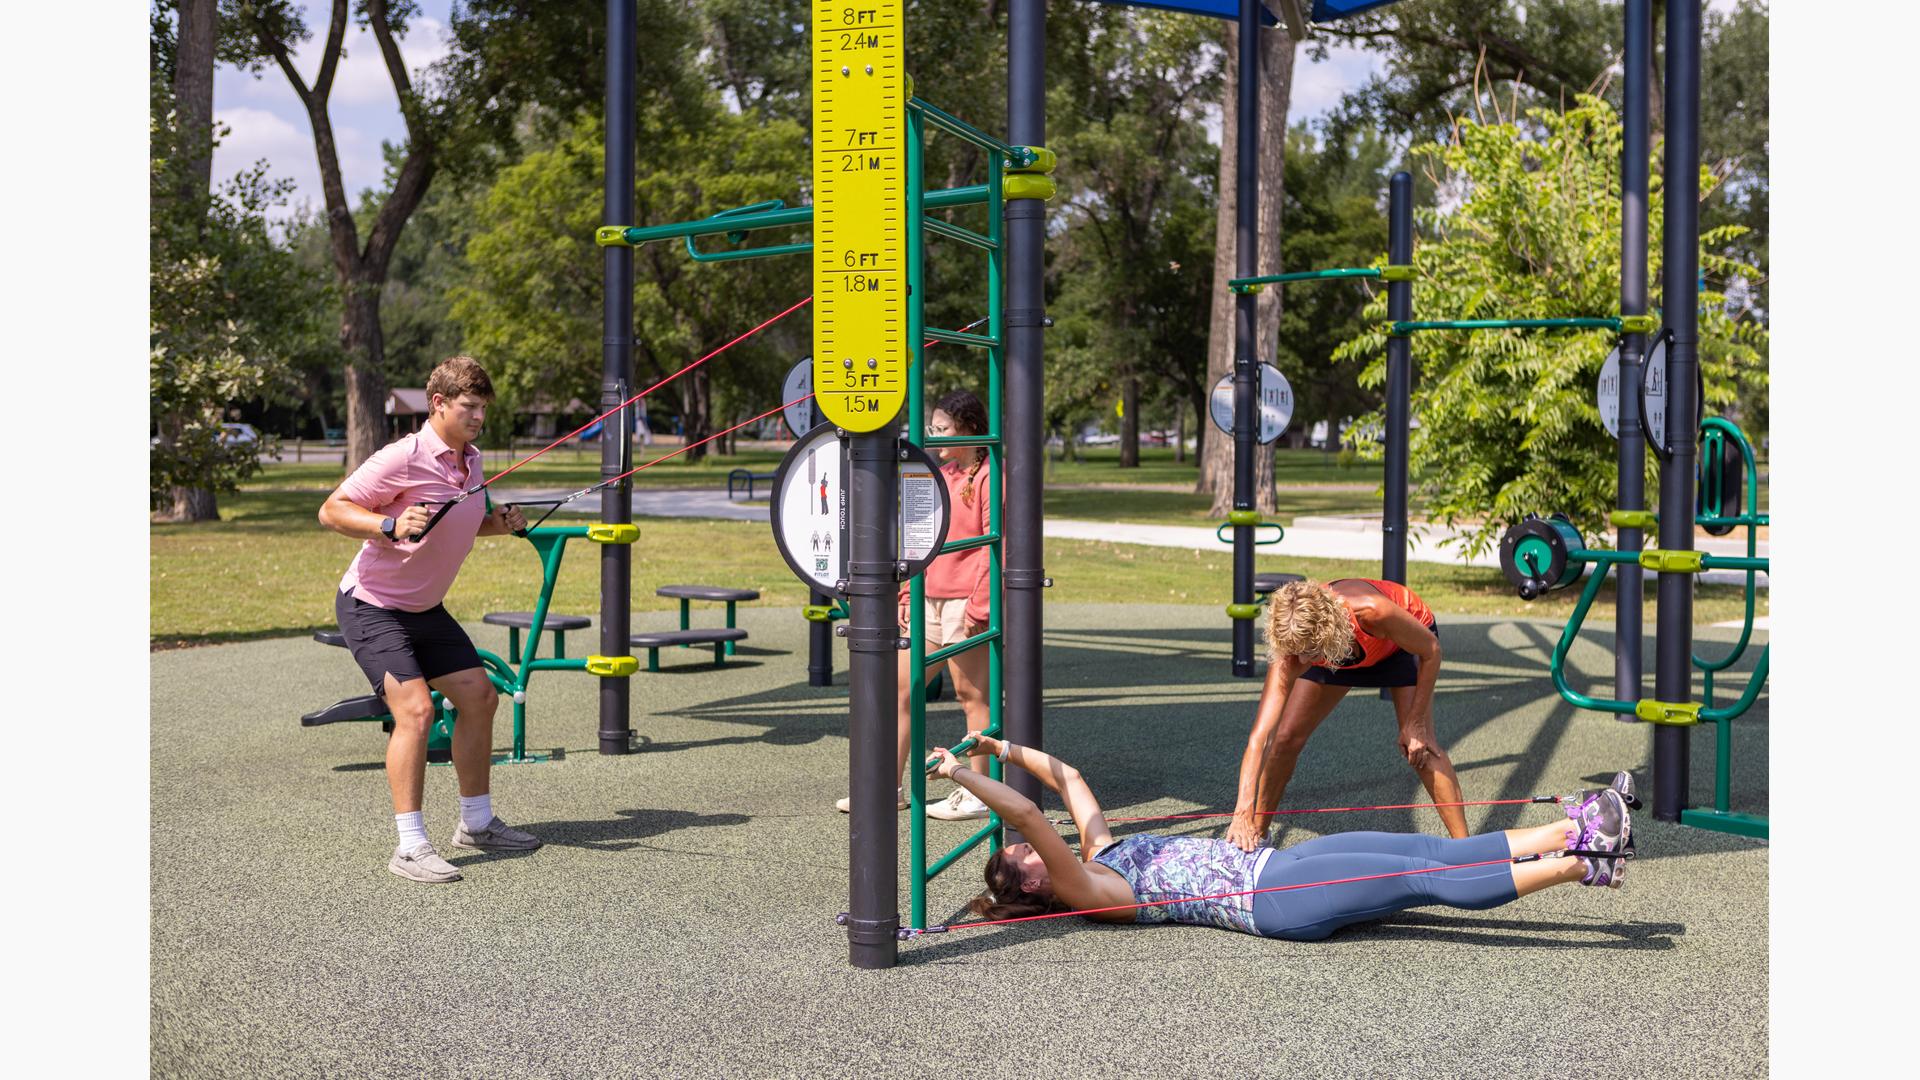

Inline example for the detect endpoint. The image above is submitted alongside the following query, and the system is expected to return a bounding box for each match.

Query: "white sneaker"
[926,788,991,821]
[836,787,908,814]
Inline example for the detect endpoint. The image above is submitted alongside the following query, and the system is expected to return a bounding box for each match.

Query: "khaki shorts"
[905,596,979,648]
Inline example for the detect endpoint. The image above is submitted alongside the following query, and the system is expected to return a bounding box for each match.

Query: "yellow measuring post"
[812,1,908,433]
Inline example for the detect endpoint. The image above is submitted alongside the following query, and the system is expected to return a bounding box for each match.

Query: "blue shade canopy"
[1092,0,1408,25]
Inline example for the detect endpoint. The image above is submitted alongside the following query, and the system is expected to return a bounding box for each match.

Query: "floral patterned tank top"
[1090,834,1267,935]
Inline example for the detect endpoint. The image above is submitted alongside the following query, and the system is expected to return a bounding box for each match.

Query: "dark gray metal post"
[1001,0,1048,818]
[1229,0,1259,679]
[845,423,901,967]
[808,589,834,686]
[1654,0,1702,822]
[1616,0,1651,714]
[1382,172,1413,583]
[598,0,635,755]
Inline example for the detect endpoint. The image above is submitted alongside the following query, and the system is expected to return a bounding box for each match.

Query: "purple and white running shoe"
[1562,785,1631,888]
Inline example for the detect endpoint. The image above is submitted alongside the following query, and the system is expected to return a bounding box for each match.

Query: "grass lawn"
[1047,445,1384,487]
[153,478,1765,647]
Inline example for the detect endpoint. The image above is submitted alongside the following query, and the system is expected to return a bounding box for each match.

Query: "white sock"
[459,793,494,832]
[396,811,428,850]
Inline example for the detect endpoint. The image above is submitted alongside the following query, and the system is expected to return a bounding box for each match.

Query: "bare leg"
[945,626,993,775]
[1389,684,1469,838]
[431,667,498,798]
[1501,819,1587,896]
[894,647,948,782]
[383,674,436,814]
[1253,682,1350,837]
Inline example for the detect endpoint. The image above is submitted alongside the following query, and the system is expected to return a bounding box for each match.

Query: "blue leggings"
[1250,832,1518,941]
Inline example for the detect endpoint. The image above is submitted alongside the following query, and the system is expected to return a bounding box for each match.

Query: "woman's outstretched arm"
[957,734,1113,856]
[929,748,1124,912]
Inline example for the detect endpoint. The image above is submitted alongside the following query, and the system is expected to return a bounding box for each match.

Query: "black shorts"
[1297,620,1440,689]
[335,590,483,697]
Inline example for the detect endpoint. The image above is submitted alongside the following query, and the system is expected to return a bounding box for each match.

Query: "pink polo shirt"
[335,424,488,612]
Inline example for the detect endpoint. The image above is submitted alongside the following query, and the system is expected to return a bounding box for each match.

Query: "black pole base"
[844,914,900,969]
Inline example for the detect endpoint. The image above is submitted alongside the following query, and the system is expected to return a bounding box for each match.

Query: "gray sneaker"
[450,815,543,852]
[389,841,463,883]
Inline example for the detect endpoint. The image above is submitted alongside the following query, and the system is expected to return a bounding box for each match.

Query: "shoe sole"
[449,836,543,852]
[925,811,991,821]
[388,862,462,883]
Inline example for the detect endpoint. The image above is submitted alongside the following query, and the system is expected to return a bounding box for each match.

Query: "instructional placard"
[811,1,907,432]
[769,425,952,593]
[1598,337,1668,441]
[782,358,817,437]
[1209,363,1295,444]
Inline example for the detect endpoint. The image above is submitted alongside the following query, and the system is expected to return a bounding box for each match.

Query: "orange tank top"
[1323,579,1435,670]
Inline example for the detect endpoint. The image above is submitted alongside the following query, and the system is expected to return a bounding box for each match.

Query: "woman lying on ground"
[931,735,1630,942]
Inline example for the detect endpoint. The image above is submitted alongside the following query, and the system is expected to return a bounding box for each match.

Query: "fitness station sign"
[1209,362,1295,444]
[781,358,820,438]
[1597,336,1668,441]
[770,421,951,594]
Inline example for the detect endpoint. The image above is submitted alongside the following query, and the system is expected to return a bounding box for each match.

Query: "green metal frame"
[1537,419,1770,838]
[1392,317,1627,335]
[902,99,1016,932]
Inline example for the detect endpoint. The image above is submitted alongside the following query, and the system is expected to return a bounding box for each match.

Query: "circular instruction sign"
[770,423,951,594]
[782,359,818,438]
[1209,363,1295,444]
[1597,337,1667,442]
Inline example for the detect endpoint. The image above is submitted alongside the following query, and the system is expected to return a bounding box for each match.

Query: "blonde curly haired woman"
[1226,579,1467,851]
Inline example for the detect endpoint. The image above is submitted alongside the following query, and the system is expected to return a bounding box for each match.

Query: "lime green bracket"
[585,655,639,677]
[588,523,640,545]
[1225,603,1262,621]
[1003,173,1055,201]
[1610,509,1657,529]
[1636,699,1702,726]
[1639,548,1705,573]
[1225,509,1261,526]
[1618,314,1658,334]
[1011,145,1056,174]
[1230,281,1266,294]
[802,605,837,623]
[1379,264,1415,282]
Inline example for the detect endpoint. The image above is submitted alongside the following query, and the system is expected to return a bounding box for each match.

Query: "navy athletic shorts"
[1297,620,1439,689]
[334,589,483,697]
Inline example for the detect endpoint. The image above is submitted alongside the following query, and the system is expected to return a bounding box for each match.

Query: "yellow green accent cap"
[585,655,639,677]
[1610,510,1657,529]
[1230,282,1266,295]
[588,523,641,545]
[1225,603,1262,620]
[595,226,630,247]
[1003,174,1056,201]
[1011,146,1057,174]
[1226,510,1261,527]
[1639,548,1704,573]
[803,605,836,622]
[1379,264,1416,282]
[1635,699,1702,726]
[1618,314,1658,334]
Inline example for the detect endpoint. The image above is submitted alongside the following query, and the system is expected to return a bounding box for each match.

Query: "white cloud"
[1290,41,1385,120]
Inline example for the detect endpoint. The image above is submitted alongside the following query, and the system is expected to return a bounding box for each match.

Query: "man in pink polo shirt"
[319,356,540,883]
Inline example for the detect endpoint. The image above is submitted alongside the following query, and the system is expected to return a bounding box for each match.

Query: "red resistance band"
[897,847,1629,939]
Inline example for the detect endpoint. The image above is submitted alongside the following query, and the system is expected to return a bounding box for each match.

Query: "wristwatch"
[380,516,399,542]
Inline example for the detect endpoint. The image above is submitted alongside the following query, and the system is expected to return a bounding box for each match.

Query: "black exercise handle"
[409,498,460,543]
[506,502,528,539]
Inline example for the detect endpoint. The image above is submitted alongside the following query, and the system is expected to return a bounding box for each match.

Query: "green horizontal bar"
[607,184,990,246]
[924,627,1001,667]
[925,816,1003,880]
[1678,808,1769,839]
[924,327,1000,349]
[922,216,997,251]
[1569,549,1640,565]
[1697,514,1769,528]
[939,532,1001,555]
[908,98,1020,159]
[683,238,811,263]
[523,657,589,673]
[1701,555,1769,573]
[1228,267,1381,288]
[922,434,1001,448]
[1393,317,1622,335]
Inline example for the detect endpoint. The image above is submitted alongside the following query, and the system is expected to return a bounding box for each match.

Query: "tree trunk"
[343,283,391,465]
[684,367,712,462]
[1200,27,1295,516]
[1173,401,1187,464]
[1118,376,1140,468]
[1191,387,1208,465]
[161,0,221,520]
[173,0,216,205]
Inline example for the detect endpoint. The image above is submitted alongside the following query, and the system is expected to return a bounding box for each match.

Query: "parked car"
[219,423,260,447]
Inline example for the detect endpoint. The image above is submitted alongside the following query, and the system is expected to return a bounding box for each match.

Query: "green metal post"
[906,108,929,932]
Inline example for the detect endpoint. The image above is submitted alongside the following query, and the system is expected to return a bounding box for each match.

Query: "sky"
[211,0,1389,221]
